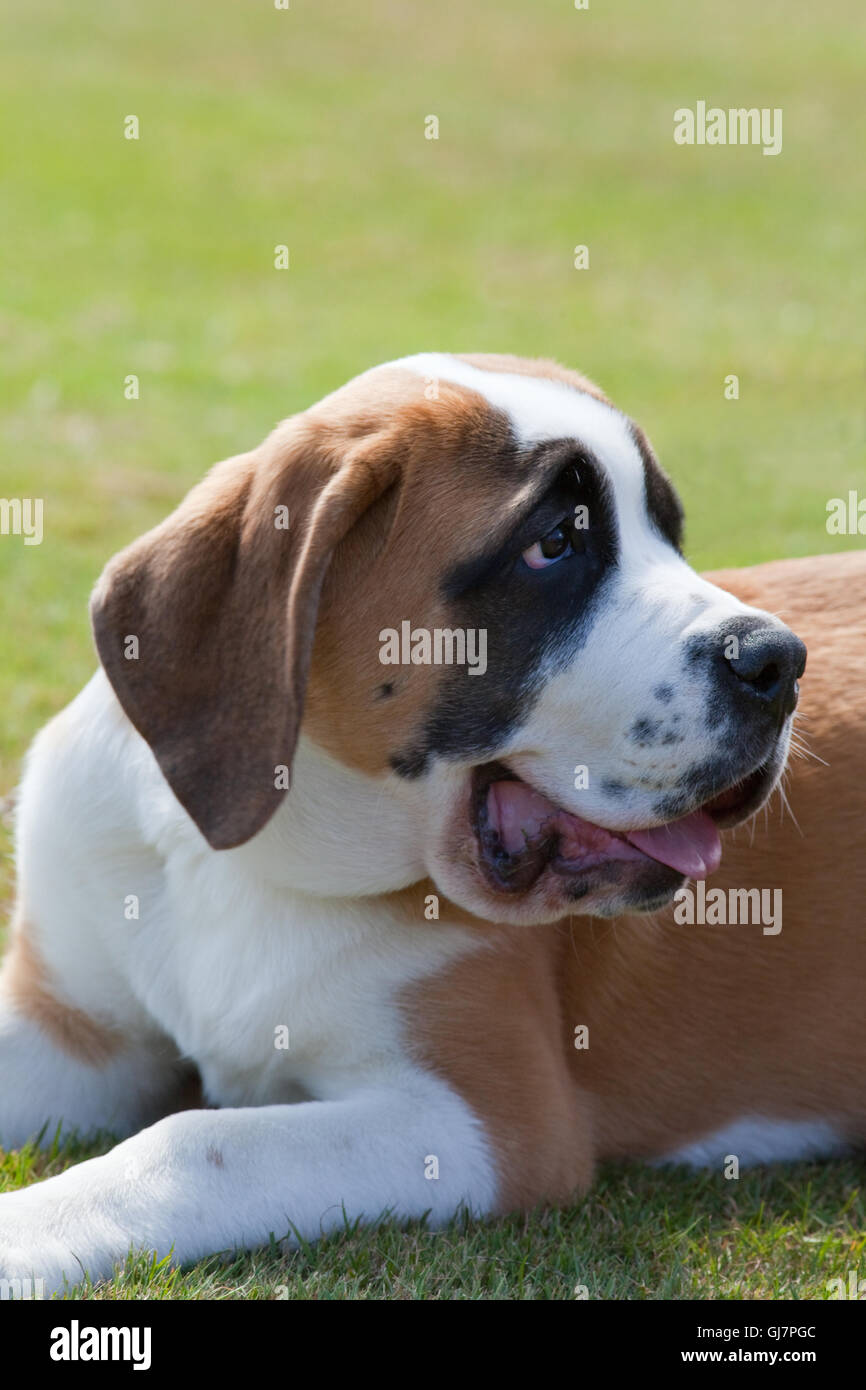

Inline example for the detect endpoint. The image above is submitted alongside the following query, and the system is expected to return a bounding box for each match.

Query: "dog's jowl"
[0,353,863,1293]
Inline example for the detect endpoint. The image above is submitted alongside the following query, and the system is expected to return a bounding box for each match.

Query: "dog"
[0,353,863,1294]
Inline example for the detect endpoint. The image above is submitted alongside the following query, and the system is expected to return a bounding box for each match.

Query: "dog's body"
[0,354,863,1292]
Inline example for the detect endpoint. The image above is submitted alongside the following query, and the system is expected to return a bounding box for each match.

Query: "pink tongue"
[489,781,722,878]
[625,811,721,878]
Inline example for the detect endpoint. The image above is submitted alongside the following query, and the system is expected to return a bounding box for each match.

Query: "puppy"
[0,353,862,1293]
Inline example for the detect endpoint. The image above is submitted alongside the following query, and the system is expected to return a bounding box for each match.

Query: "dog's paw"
[0,1186,126,1296]
[0,1241,84,1297]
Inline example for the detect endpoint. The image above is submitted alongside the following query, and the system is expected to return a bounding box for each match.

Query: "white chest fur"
[123,882,476,1106]
[15,672,479,1107]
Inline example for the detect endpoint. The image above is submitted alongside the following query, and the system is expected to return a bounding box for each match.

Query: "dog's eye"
[522,520,585,570]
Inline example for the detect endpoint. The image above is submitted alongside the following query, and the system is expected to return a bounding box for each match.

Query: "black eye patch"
[390,443,619,777]
[442,451,615,602]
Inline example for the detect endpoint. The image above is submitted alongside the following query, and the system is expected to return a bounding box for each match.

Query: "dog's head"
[92,354,805,925]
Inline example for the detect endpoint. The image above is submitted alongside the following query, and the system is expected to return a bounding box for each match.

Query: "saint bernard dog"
[0,353,863,1294]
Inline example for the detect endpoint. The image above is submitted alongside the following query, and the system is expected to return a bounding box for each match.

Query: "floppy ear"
[90,421,398,850]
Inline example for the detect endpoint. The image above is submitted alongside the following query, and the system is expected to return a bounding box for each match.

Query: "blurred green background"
[0,0,863,784]
[0,0,864,1299]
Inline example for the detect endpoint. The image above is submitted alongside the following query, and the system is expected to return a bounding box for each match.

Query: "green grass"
[0,0,863,1298]
[3,1134,865,1300]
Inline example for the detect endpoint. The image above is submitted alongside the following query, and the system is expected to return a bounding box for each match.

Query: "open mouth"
[471,759,775,895]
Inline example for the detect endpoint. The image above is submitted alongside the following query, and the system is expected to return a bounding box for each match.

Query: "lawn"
[0,0,863,1298]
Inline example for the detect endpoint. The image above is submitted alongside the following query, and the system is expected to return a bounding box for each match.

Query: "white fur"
[659,1117,847,1169]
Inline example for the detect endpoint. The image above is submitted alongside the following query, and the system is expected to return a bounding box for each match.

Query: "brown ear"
[90,420,398,850]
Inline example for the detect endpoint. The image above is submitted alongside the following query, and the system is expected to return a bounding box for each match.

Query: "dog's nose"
[724,626,807,721]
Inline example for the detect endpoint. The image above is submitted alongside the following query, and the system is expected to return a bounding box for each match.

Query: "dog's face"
[92,354,805,926]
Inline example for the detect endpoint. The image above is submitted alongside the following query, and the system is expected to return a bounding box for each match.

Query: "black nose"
[724,625,806,722]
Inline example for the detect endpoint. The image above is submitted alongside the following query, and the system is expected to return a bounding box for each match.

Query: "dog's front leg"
[0,1080,498,1294]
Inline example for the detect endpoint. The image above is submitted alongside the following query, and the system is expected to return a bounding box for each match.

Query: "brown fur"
[303,379,516,770]
[403,918,595,1208]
